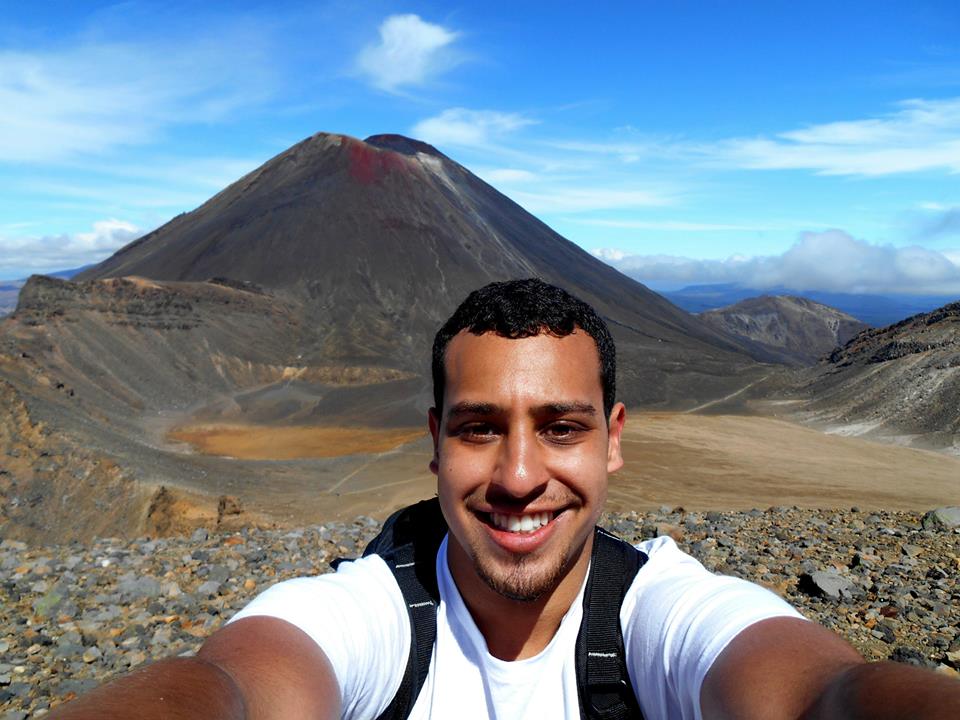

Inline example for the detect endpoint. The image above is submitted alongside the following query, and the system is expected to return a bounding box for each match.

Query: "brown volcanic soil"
[609,414,960,511]
[168,424,426,460]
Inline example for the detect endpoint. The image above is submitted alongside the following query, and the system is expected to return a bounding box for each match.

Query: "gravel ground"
[2,506,959,717]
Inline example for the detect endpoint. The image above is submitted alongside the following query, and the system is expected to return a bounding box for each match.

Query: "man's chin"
[472,547,574,603]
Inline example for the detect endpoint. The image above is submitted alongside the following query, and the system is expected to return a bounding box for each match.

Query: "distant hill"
[661,283,957,327]
[698,295,869,366]
[797,301,960,452]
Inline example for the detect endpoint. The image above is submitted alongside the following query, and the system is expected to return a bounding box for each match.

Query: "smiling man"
[51,279,960,719]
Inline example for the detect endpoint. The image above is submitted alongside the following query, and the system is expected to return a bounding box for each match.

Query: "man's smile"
[467,506,574,556]
[488,510,554,533]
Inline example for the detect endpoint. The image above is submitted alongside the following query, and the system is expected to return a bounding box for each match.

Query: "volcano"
[75,133,762,390]
[1,132,773,542]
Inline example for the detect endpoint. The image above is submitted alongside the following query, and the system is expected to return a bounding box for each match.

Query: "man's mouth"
[486,511,555,534]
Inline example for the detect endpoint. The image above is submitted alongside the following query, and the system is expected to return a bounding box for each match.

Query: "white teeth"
[489,511,553,533]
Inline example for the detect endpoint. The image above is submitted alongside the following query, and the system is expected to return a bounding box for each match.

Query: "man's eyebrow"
[446,401,598,418]
[447,401,501,418]
[534,402,597,416]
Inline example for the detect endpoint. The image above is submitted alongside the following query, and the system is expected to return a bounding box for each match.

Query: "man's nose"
[492,430,546,498]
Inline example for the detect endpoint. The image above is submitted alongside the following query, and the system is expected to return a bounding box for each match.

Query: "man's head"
[431,278,617,419]
[429,278,625,606]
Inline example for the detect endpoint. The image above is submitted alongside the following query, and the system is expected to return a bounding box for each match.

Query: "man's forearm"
[47,656,247,720]
[805,661,960,720]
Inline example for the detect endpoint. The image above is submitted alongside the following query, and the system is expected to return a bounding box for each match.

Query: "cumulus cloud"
[711,97,960,176]
[0,219,141,279]
[598,230,960,295]
[356,14,461,91]
[412,108,535,147]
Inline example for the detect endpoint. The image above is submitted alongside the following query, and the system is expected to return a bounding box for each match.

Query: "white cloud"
[943,249,960,266]
[711,98,960,176]
[540,97,960,178]
[0,33,274,163]
[602,230,960,295]
[412,108,535,147]
[356,14,460,91]
[0,219,141,278]
[591,248,629,262]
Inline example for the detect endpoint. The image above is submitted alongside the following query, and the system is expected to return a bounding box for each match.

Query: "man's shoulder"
[632,533,703,577]
[230,552,404,627]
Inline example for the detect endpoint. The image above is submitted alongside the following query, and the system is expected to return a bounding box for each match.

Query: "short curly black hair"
[431,278,616,417]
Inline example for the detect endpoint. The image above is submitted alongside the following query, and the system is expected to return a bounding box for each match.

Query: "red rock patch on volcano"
[348,139,408,184]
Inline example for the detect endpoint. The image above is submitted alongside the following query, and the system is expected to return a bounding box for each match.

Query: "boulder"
[921,507,960,530]
[797,570,858,601]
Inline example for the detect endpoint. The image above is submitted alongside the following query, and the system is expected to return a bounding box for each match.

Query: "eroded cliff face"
[0,375,145,543]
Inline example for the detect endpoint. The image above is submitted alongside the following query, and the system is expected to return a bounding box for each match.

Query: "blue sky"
[2,1,960,294]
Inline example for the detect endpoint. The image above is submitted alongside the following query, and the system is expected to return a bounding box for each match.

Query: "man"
[52,279,959,719]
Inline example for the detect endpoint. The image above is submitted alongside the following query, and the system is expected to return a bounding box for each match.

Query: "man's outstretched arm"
[701,616,960,719]
[48,616,341,720]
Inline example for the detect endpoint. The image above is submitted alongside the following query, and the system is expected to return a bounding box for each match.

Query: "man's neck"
[446,537,593,661]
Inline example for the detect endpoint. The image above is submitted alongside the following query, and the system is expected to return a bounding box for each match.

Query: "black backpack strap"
[356,498,447,720]
[576,527,648,720]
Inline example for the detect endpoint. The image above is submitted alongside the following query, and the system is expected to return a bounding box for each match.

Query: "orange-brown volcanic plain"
[164,413,960,524]
[169,425,428,460]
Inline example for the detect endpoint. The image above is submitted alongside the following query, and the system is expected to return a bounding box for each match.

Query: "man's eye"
[543,423,582,441]
[459,424,498,441]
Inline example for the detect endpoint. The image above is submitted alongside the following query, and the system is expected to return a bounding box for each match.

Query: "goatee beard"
[474,546,574,603]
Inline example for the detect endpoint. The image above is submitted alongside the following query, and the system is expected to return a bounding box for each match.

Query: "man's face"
[429,329,625,603]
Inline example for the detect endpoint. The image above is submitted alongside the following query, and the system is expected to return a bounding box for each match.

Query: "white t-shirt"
[231,535,802,720]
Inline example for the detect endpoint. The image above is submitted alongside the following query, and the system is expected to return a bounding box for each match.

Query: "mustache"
[466,485,581,513]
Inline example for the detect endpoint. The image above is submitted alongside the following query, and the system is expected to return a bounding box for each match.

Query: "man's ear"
[428,407,441,475]
[606,402,626,473]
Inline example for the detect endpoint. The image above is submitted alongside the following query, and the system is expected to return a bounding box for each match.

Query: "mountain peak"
[364,134,447,159]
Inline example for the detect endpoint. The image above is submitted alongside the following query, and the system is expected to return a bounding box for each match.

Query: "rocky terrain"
[699,295,869,366]
[2,506,958,717]
[796,301,960,453]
